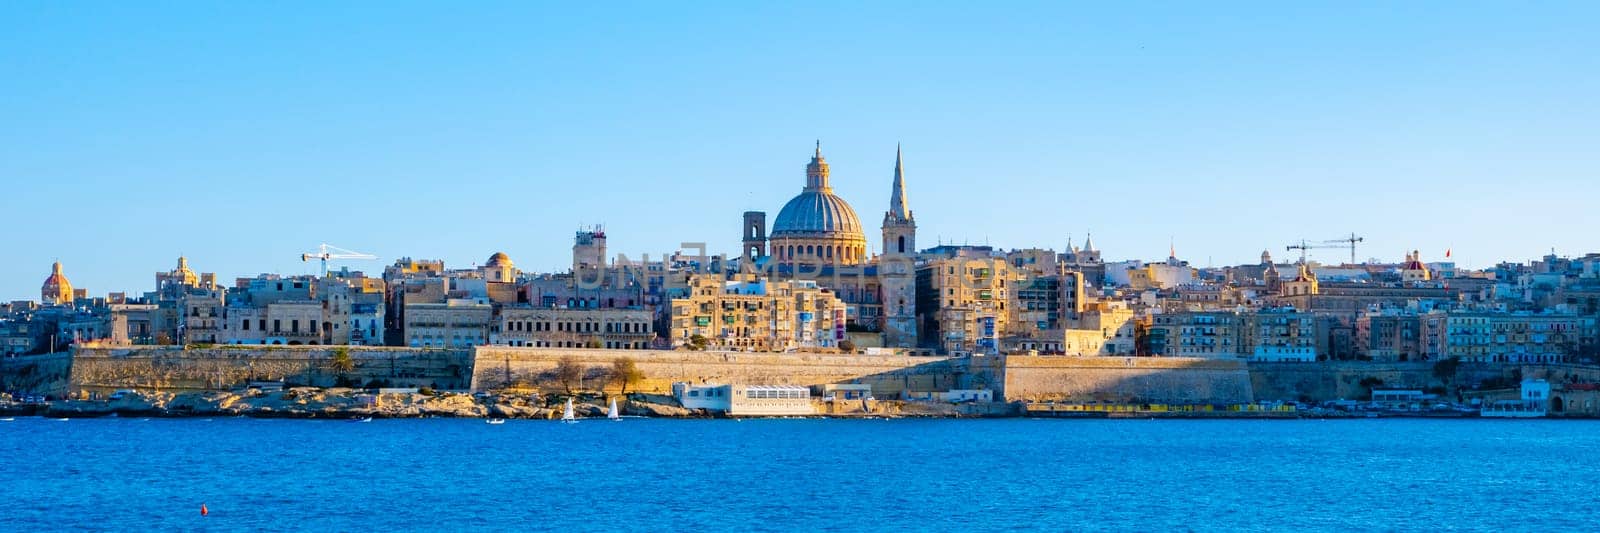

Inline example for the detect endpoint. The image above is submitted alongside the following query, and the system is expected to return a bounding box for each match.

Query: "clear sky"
[2,1,1596,301]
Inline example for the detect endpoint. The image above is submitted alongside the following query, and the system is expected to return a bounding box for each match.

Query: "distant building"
[403,299,492,348]
[672,382,814,416]
[669,274,847,351]
[40,262,74,306]
[494,307,653,349]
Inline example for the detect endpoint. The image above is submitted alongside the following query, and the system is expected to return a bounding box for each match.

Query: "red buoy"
[201,504,209,517]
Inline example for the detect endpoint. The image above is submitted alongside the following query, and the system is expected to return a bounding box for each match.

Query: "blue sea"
[2,417,1596,531]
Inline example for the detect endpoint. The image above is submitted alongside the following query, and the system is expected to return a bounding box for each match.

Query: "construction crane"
[301,243,377,276]
[1286,233,1365,264]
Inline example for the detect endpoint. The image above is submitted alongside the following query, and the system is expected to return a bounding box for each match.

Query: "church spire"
[888,143,911,222]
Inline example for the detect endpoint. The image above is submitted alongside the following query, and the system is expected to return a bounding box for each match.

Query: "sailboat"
[608,398,621,421]
[561,398,578,423]
[485,418,505,425]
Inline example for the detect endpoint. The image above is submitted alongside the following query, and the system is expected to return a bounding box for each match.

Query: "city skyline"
[4,2,1598,300]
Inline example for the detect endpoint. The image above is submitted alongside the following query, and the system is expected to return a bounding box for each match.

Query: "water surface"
[2,417,1594,531]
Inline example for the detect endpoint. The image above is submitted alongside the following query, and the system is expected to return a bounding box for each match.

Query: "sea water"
[2,417,1596,531]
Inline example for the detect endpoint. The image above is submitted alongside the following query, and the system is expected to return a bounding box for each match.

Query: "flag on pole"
[1445,248,1452,258]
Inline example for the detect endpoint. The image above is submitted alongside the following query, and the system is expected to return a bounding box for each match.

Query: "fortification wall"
[1001,356,1254,404]
[69,346,473,393]
[0,353,74,397]
[1245,361,1594,402]
[469,347,968,396]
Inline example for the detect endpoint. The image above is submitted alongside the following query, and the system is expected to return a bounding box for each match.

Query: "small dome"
[772,190,863,237]
[487,252,512,266]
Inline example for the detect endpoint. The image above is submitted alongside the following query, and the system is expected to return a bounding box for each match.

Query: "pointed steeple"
[881,144,916,257]
[1083,232,1095,253]
[887,143,911,222]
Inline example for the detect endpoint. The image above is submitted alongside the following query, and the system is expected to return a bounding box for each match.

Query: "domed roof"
[770,142,865,239]
[487,252,512,266]
[42,261,70,287]
[772,190,863,237]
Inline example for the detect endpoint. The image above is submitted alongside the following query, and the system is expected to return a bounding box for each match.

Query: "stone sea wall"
[1000,355,1254,404]
[470,347,969,397]
[42,346,1311,406]
[69,346,473,393]
[0,353,74,397]
[1250,361,1600,402]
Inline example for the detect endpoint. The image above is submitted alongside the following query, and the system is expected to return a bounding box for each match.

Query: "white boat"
[608,398,621,421]
[562,398,578,423]
[0,417,14,422]
[485,418,506,425]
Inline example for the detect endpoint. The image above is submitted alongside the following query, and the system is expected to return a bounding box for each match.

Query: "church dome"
[770,142,864,239]
[772,190,863,237]
[487,252,512,266]
[41,261,73,305]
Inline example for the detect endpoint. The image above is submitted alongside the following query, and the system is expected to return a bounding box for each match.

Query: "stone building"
[403,299,493,348]
[494,307,653,349]
[1247,308,1323,361]
[916,251,1012,354]
[668,274,847,351]
[1147,310,1245,358]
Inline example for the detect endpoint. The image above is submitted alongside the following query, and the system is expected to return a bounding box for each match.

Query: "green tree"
[1432,356,1461,387]
[327,347,356,385]
[585,336,604,349]
[611,356,645,396]
[838,339,857,354]
[687,334,709,351]
[554,355,584,394]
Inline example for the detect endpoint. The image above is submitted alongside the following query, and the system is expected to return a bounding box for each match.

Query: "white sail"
[608,398,621,420]
[562,398,576,422]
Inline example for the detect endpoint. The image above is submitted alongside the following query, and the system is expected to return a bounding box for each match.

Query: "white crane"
[1286,233,1365,264]
[301,243,377,276]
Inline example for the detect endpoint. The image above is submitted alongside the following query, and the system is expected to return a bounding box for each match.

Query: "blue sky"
[2,1,1596,301]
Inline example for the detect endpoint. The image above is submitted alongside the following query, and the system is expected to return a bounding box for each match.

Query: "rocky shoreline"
[2,389,698,420]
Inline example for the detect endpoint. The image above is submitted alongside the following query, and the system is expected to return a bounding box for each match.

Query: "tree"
[687,334,709,351]
[585,336,604,349]
[554,355,583,394]
[838,339,857,354]
[1432,356,1461,387]
[327,347,355,386]
[611,356,645,396]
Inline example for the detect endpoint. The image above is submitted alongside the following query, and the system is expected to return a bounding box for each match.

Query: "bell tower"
[742,211,767,262]
[881,144,916,256]
[879,144,918,348]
